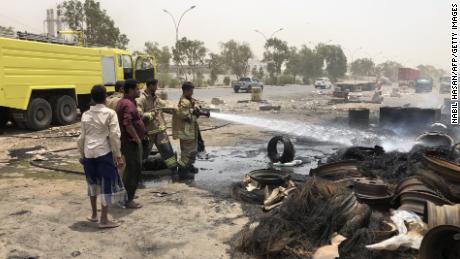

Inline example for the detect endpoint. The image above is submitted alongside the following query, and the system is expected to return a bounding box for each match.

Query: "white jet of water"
[211,112,415,152]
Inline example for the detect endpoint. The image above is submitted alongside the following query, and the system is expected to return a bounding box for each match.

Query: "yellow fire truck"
[0,32,156,130]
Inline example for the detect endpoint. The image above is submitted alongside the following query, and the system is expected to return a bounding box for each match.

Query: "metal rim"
[419,225,460,259]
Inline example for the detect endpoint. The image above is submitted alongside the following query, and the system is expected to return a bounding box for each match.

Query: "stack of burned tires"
[232,136,296,204]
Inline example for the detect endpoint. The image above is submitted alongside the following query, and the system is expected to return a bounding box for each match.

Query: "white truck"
[231,77,264,93]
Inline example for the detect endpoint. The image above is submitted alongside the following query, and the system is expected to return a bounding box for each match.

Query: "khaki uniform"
[106,92,123,110]
[172,95,199,168]
[136,90,177,169]
[106,92,125,175]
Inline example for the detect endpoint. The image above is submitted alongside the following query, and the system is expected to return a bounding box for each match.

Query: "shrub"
[278,74,296,86]
[157,73,172,88]
[264,76,277,85]
[169,78,180,88]
[223,76,231,86]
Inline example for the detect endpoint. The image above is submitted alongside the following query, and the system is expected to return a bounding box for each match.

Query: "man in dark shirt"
[115,79,145,209]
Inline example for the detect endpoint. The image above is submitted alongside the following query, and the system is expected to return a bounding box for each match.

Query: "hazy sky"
[0,0,453,69]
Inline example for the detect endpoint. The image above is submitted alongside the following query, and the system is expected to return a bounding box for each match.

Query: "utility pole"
[163,6,196,42]
[254,28,284,66]
[254,30,267,41]
[254,28,284,41]
[163,6,197,79]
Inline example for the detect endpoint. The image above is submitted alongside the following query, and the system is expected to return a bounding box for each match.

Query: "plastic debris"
[366,210,427,251]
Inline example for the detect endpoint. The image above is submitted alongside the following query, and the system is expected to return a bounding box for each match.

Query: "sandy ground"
[0,120,267,259]
[0,177,247,259]
[0,85,448,258]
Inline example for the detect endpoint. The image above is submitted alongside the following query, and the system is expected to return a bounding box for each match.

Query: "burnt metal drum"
[419,225,460,259]
[310,160,361,180]
[423,155,460,183]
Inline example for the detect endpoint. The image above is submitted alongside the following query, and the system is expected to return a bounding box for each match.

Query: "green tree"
[220,40,253,79]
[208,53,225,85]
[416,64,446,80]
[172,37,207,81]
[251,66,258,78]
[263,38,289,77]
[58,0,129,48]
[350,58,375,77]
[144,41,171,72]
[0,25,14,34]
[265,61,277,84]
[316,43,347,81]
[284,45,323,83]
[251,66,265,80]
[131,50,145,56]
[285,47,300,77]
[223,76,231,86]
[375,61,402,81]
[297,45,323,83]
[258,66,265,80]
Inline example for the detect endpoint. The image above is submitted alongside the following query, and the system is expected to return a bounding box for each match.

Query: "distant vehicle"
[314,77,333,89]
[379,76,392,86]
[398,67,420,87]
[415,78,433,93]
[232,77,263,93]
[439,76,450,94]
[335,80,376,92]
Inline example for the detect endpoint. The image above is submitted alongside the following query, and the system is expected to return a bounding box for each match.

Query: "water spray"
[210,112,415,151]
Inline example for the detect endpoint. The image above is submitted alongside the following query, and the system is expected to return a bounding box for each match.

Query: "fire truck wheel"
[53,95,77,125]
[0,107,9,128]
[25,98,52,130]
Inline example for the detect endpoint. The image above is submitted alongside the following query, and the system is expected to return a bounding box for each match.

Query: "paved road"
[161,84,317,102]
[161,84,450,109]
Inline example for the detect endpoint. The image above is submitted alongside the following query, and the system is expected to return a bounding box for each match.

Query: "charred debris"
[232,121,460,258]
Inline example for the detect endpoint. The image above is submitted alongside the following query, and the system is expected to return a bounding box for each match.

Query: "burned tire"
[267,136,295,163]
[248,169,289,186]
[342,146,385,161]
[231,182,265,204]
[419,225,460,259]
[25,98,52,130]
[52,95,77,125]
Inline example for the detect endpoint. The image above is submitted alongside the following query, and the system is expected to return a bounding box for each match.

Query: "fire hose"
[28,123,231,174]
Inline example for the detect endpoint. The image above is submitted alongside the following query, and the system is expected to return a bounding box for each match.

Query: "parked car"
[314,77,333,89]
[232,77,264,93]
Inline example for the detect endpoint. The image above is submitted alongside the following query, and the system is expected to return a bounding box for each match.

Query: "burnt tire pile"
[231,169,290,205]
[239,141,460,259]
[232,136,297,204]
[231,182,265,204]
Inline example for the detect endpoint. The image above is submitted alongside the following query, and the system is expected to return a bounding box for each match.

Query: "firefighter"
[136,79,178,174]
[172,81,209,179]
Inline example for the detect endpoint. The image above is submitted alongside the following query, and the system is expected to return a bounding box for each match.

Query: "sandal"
[98,220,120,229]
[125,201,142,209]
